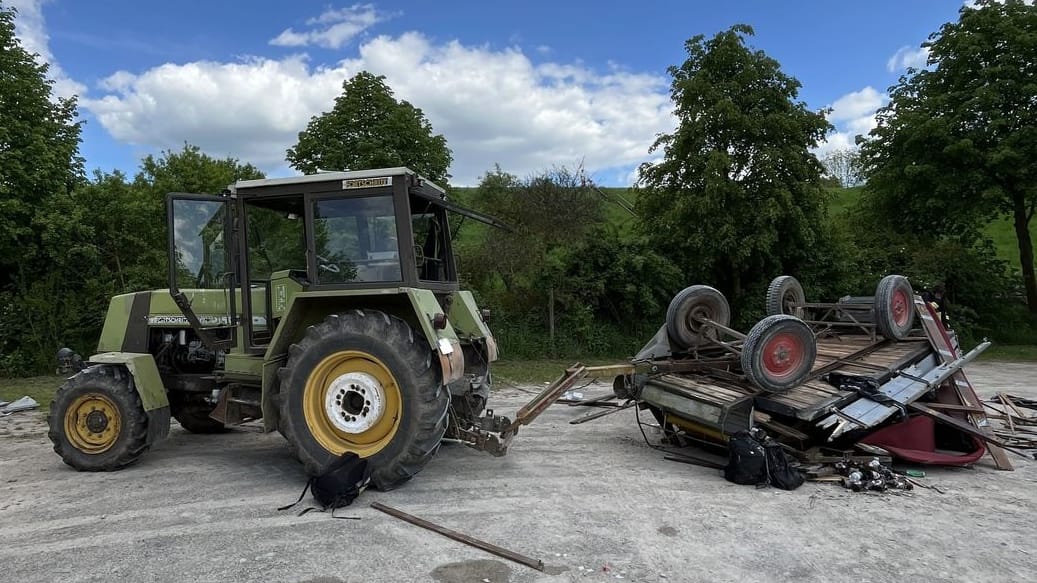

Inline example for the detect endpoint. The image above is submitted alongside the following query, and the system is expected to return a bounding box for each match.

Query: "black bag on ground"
[279,452,372,517]
[762,441,805,490]
[724,431,768,486]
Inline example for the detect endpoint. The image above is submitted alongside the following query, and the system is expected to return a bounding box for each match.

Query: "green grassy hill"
[454,182,1033,272]
[826,186,1035,271]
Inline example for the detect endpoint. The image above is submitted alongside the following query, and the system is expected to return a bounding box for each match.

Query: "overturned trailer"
[536,275,1013,470]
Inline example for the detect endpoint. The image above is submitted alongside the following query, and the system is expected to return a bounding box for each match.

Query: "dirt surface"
[1,361,1035,583]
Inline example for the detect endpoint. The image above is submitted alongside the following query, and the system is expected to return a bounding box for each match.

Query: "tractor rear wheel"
[741,315,817,393]
[47,366,150,471]
[170,395,227,434]
[278,310,448,490]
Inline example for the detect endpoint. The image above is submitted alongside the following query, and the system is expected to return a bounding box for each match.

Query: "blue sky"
[10,0,967,185]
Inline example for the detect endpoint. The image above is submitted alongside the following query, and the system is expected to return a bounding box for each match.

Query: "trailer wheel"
[666,285,731,349]
[766,276,806,318]
[741,315,816,393]
[874,275,914,340]
[47,366,150,471]
[278,310,448,490]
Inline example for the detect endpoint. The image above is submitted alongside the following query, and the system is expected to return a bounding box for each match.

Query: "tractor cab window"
[245,198,306,281]
[171,198,229,289]
[312,195,402,284]
[411,197,453,282]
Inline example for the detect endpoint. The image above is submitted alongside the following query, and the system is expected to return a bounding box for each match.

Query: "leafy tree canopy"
[286,71,453,184]
[0,2,83,288]
[636,24,832,310]
[858,0,1037,312]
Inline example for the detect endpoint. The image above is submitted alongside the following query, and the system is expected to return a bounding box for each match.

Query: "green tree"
[858,0,1037,312]
[286,71,452,183]
[636,25,832,318]
[0,2,84,374]
[0,2,83,290]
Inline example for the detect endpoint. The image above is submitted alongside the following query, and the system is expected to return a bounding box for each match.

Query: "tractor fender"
[86,352,171,445]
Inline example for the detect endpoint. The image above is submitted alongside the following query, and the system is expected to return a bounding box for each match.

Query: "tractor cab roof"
[231,166,444,196]
[228,167,509,231]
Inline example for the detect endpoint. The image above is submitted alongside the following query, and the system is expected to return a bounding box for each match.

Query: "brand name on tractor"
[343,177,392,189]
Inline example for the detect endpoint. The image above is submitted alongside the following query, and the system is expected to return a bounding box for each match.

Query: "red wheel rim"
[891,288,909,327]
[761,331,805,379]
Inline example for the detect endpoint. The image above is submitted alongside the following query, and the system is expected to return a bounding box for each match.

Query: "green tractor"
[48,168,513,490]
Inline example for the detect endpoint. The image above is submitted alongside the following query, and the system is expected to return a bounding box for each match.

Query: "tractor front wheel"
[278,310,448,490]
[47,366,150,471]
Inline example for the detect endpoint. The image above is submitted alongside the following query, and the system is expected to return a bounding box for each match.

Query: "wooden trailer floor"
[753,335,933,421]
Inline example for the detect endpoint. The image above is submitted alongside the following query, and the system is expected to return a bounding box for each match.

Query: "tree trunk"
[1012,194,1037,313]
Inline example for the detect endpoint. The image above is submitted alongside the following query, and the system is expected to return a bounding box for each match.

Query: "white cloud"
[815,86,887,156]
[83,31,676,185]
[7,0,85,99]
[886,45,930,72]
[828,86,885,122]
[269,4,386,49]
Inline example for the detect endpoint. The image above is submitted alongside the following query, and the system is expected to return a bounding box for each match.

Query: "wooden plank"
[908,402,1014,450]
[915,299,1013,470]
[926,402,986,414]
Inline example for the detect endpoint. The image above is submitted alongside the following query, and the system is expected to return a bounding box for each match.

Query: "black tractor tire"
[665,285,731,349]
[170,396,227,434]
[277,310,448,491]
[741,315,817,393]
[766,276,806,318]
[47,365,150,471]
[874,275,915,340]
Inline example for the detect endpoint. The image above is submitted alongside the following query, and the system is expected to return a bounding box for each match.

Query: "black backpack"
[279,452,372,518]
[723,430,805,490]
[724,431,768,486]
[762,440,805,491]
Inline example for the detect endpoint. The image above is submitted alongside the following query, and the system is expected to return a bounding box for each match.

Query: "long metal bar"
[699,317,748,340]
[508,364,587,432]
[370,502,545,572]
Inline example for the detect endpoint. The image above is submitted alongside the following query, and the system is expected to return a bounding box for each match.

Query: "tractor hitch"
[457,364,594,457]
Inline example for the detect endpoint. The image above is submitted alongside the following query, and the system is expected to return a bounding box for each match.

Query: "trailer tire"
[741,315,816,393]
[278,310,448,491]
[875,275,914,340]
[766,276,806,318]
[666,285,731,349]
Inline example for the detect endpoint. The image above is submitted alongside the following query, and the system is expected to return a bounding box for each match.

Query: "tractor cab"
[166,168,506,354]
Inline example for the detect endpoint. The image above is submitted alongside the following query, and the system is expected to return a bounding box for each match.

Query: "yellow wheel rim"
[64,393,121,454]
[303,350,402,457]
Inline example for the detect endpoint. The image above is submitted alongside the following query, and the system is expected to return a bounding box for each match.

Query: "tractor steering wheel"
[317,254,341,273]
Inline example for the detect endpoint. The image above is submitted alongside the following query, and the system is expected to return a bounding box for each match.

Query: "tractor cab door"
[167,193,238,350]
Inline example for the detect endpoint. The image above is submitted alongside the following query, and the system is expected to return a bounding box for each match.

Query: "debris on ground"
[984,393,1037,457]
[0,396,39,416]
[832,458,913,492]
[542,275,1031,493]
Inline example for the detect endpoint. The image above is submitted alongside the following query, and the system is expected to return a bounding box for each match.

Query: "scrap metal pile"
[540,275,1029,475]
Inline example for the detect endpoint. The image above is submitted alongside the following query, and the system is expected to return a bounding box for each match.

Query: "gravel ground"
[1,361,1035,583]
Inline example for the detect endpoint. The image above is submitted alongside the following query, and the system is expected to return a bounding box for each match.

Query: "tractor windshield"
[313,195,402,284]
